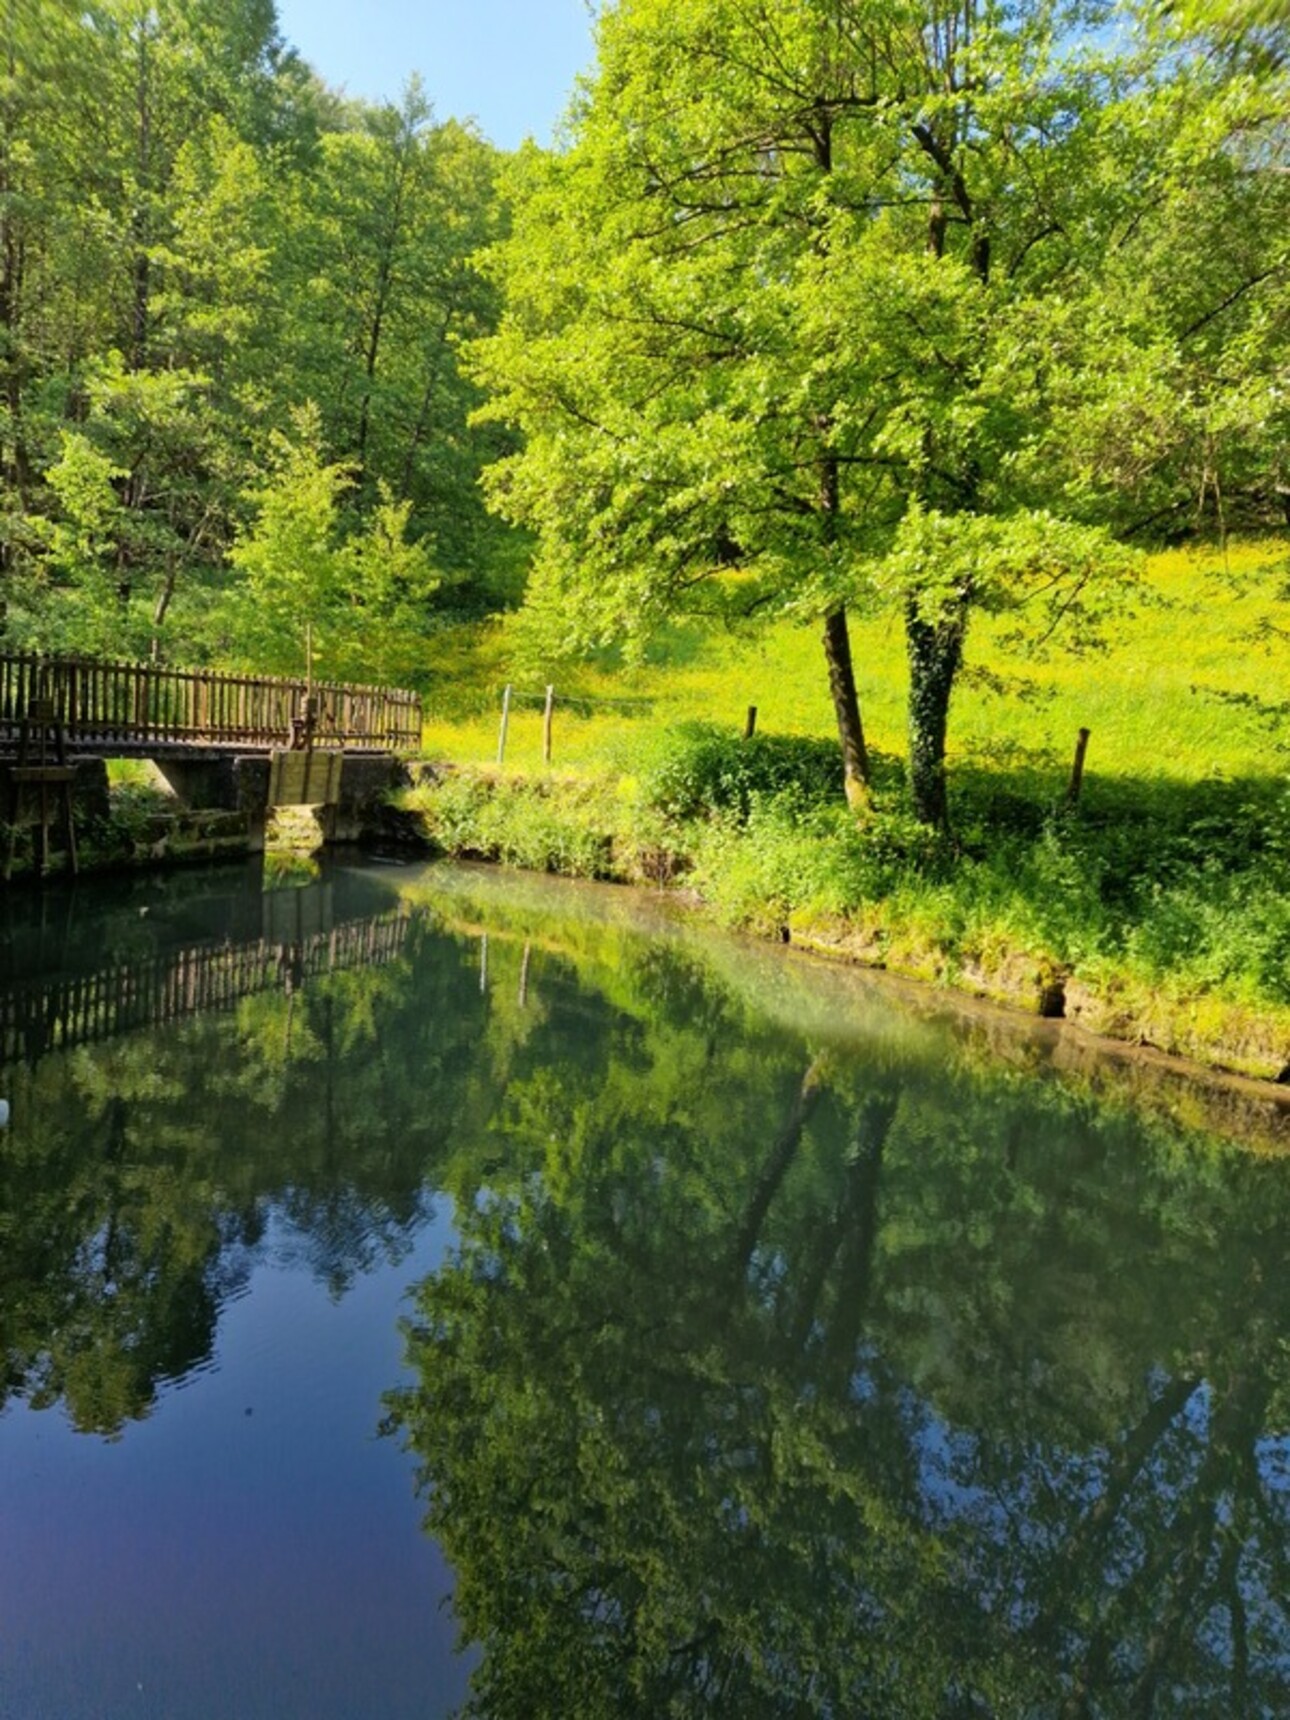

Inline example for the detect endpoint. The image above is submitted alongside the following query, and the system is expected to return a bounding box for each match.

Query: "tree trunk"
[0,0,30,509]
[729,1054,827,1287]
[820,1088,898,1385]
[905,599,965,829]
[1030,1373,1201,1661]
[128,16,153,373]
[790,1084,899,1358]
[806,118,871,816]
[152,560,176,629]
[822,605,871,809]
[356,140,413,482]
[130,246,150,372]
[400,306,455,493]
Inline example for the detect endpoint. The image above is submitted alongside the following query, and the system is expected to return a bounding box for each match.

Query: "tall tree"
[1059,8,1290,542]
[0,0,113,587]
[0,0,306,648]
[276,87,507,583]
[472,0,1287,824]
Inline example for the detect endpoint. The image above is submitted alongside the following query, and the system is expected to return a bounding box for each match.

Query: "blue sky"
[275,0,597,149]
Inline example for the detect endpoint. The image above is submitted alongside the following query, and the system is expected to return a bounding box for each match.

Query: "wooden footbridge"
[0,651,422,757]
[0,652,423,875]
[0,906,414,1070]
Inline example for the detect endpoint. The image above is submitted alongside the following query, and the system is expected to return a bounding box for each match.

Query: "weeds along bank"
[401,545,1290,1082]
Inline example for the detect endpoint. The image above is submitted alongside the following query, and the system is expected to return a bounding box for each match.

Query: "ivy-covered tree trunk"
[822,605,871,809]
[906,600,966,829]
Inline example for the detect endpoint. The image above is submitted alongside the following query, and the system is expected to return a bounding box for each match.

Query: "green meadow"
[407,541,1290,1080]
[424,541,1287,785]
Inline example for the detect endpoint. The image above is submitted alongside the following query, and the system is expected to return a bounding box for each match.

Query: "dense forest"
[0,0,515,680]
[3,0,1287,841]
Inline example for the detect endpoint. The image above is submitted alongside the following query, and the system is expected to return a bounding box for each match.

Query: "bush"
[404,770,616,879]
[1122,867,1290,1004]
[640,724,843,823]
[691,792,947,928]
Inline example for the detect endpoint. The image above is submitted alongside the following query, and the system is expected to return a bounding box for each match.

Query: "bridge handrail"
[0,652,422,751]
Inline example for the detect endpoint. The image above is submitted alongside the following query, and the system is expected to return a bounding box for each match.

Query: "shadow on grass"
[946,760,1288,892]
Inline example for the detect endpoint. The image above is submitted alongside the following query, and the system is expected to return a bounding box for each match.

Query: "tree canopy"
[0,0,512,678]
[471,0,1290,821]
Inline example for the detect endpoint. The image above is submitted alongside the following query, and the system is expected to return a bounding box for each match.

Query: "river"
[1,857,1287,1718]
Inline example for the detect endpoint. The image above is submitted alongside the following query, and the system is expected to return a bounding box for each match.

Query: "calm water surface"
[1,858,1287,1718]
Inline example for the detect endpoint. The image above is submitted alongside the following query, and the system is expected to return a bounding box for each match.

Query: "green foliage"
[333,482,444,682]
[272,85,509,584]
[1168,0,1290,67]
[688,795,945,928]
[884,505,1143,644]
[222,409,445,679]
[639,724,845,822]
[681,768,1290,1000]
[225,403,353,670]
[40,433,128,606]
[0,3,511,668]
[406,770,617,878]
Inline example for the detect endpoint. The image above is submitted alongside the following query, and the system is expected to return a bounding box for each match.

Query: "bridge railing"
[0,909,415,1068]
[0,653,422,752]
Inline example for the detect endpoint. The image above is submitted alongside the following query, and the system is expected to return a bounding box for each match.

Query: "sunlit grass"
[422,540,1289,789]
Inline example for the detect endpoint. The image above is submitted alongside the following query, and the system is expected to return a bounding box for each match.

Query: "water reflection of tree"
[0,906,699,1435]
[4,880,1289,1715]
[388,985,1290,1719]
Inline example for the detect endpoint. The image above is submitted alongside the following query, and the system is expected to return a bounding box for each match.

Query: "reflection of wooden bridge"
[0,909,413,1069]
[0,652,422,757]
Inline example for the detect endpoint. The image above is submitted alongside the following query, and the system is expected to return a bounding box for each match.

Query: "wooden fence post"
[543,685,554,763]
[497,685,512,766]
[744,705,758,739]
[1066,727,1091,807]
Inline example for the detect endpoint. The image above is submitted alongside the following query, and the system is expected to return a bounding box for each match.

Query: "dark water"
[1,859,1287,1719]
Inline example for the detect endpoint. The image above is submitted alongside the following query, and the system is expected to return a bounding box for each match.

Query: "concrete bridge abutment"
[153,755,260,812]
[153,752,411,851]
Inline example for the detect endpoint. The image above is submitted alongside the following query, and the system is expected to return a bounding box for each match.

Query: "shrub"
[404,771,616,879]
[640,724,843,823]
[691,792,947,928]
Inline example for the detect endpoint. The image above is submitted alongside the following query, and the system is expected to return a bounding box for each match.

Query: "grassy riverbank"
[403,541,1290,1080]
